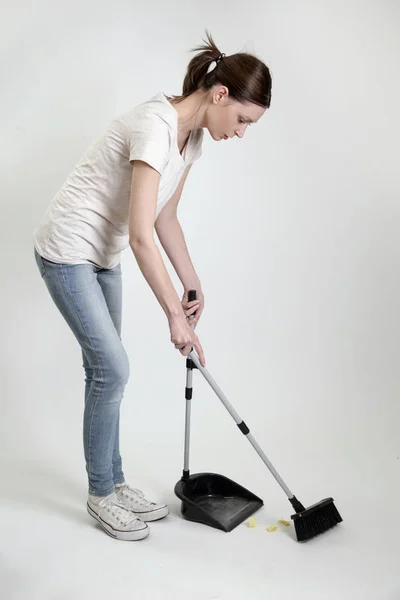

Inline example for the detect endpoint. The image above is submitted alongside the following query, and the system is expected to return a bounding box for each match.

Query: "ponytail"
[170,30,272,109]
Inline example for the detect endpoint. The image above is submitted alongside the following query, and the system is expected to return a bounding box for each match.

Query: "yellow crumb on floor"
[266,524,278,532]
[278,519,291,526]
[247,517,257,528]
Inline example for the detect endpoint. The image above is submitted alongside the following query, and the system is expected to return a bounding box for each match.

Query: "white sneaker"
[115,484,170,522]
[87,492,149,541]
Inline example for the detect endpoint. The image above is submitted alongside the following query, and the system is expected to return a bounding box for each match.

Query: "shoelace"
[117,485,155,508]
[98,496,141,526]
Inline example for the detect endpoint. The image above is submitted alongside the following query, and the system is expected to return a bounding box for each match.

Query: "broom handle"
[188,347,295,500]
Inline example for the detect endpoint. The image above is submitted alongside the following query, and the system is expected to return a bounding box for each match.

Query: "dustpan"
[174,471,263,532]
[174,293,263,532]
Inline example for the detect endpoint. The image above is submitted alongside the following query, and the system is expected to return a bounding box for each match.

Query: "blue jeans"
[34,248,128,496]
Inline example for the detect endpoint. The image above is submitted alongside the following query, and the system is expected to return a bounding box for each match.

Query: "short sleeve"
[127,112,171,175]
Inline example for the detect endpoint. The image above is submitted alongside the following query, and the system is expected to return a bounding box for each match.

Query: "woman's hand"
[169,314,206,366]
[181,289,204,330]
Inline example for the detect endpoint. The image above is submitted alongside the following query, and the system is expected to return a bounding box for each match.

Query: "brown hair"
[170,30,272,109]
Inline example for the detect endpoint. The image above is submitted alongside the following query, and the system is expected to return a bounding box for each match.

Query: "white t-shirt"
[33,92,204,269]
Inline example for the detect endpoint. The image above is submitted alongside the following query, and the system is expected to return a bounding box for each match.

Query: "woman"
[33,31,272,541]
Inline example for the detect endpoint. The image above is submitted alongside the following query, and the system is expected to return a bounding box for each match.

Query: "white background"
[1,1,399,598]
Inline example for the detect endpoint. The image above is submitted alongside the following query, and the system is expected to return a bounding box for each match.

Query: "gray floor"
[1,444,399,600]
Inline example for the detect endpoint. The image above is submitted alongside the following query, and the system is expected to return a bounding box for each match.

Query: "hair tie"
[207,52,226,74]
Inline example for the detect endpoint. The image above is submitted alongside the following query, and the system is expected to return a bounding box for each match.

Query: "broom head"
[291,497,342,542]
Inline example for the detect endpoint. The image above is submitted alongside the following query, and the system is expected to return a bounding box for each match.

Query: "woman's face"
[205,86,266,141]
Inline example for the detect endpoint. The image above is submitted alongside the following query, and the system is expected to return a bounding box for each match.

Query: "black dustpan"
[174,291,263,532]
[175,472,263,532]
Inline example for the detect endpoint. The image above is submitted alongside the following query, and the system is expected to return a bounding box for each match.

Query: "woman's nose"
[235,124,248,139]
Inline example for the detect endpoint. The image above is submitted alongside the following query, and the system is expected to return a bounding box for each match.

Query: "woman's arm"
[129,160,205,364]
[155,216,201,292]
[155,164,201,291]
[129,160,183,320]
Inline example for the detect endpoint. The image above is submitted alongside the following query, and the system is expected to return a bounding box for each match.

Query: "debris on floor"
[278,519,291,526]
[246,517,292,531]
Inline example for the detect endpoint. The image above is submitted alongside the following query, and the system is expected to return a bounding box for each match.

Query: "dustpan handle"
[187,348,295,500]
[181,290,198,480]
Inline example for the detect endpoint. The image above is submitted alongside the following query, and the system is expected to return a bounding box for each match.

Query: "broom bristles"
[291,497,342,542]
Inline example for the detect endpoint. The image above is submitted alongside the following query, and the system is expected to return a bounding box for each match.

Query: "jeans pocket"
[34,248,46,277]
